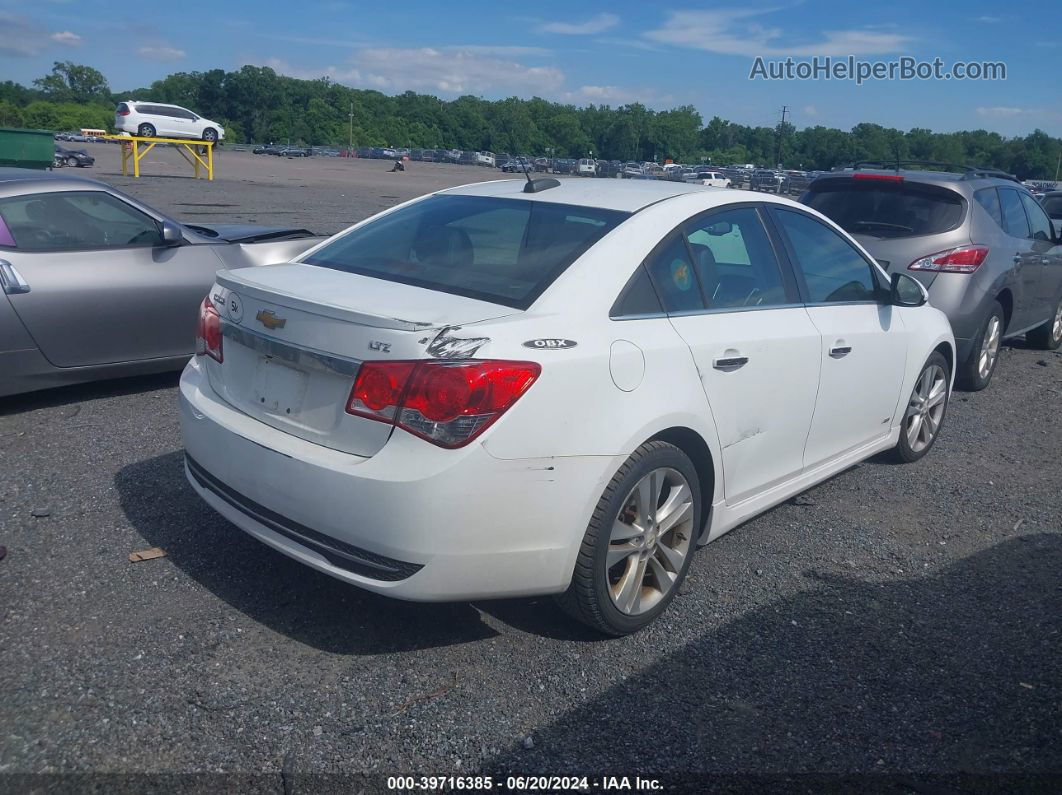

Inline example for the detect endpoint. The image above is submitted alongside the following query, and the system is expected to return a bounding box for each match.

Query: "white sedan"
[179,178,954,635]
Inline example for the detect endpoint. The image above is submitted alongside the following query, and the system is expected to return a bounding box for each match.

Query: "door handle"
[829,345,852,358]
[0,260,31,294]
[713,355,749,370]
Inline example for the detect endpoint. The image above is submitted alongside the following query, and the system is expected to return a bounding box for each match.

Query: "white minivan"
[577,158,597,176]
[115,101,226,143]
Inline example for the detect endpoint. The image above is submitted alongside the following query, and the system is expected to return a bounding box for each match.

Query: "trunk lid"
[206,264,517,457]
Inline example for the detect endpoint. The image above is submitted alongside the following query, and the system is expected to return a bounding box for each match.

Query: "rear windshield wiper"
[850,220,914,233]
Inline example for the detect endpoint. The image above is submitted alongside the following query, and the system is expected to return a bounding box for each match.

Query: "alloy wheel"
[978,315,1001,380]
[904,364,948,453]
[606,467,695,616]
[1052,302,1062,345]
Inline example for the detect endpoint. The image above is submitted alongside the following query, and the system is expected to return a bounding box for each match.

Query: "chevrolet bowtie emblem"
[255,309,286,330]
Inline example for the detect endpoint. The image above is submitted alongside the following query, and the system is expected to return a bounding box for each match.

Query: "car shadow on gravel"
[115,451,500,654]
[0,372,180,416]
[483,534,1062,789]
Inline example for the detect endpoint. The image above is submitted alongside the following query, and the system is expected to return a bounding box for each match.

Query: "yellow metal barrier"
[103,135,215,180]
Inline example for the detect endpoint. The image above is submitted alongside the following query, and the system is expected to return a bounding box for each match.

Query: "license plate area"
[252,356,308,416]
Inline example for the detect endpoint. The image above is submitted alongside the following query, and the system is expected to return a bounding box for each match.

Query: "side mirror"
[161,219,184,246]
[890,271,928,307]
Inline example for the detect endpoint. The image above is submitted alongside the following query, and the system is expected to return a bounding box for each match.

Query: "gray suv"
[802,163,1062,389]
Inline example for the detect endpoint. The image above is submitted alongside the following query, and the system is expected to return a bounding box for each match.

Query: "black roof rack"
[831,160,1019,183]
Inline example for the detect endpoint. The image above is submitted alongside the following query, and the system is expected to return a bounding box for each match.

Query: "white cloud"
[540,13,619,35]
[803,105,817,117]
[452,45,553,57]
[50,31,81,45]
[0,13,82,56]
[561,85,672,107]
[645,8,911,57]
[262,48,565,96]
[976,106,1026,118]
[974,15,1001,23]
[137,45,186,61]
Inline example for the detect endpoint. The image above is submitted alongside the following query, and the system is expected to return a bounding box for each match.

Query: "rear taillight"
[909,245,989,274]
[117,109,130,116]
[347,360,541,448]
[195,296,223,362]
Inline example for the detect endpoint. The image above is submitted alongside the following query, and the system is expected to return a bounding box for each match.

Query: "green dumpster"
[0,127,55,170]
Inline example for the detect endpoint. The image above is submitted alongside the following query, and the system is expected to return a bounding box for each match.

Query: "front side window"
[302,195,627,309]
[1019,191,1053,242]
[999,189,1030,238]
[774,209,880,303]
[684,207,788,309]
[0,191,163,252]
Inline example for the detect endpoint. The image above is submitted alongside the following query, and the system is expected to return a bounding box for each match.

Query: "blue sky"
[1,0,1058,136]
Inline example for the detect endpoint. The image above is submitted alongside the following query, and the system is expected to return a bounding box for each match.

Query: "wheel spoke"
[610,516,644,543]
[613,556,647,614]
[654,540,685,573]
[636,476,655,528]
[647,555,676,590]
[927,379,946,407]
[656,483,692,533]
[906,413,923,446]
[606,542,639,569]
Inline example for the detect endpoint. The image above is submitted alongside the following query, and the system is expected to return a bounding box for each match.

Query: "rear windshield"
[301,195,628,309]
[1043,195,1062,219]
[803,179,965,238]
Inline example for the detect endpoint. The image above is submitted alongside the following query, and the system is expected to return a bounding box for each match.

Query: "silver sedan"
[0,169,324,397]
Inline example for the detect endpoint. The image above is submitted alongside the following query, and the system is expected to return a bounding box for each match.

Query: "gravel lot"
[1,156,1060,792]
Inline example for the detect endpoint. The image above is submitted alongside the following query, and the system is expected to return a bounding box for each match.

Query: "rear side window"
[974,188,1003,229]
[643,233,703,313]
[1043,195,1062,220]
[684,207,788,309]
[611,265,662,317]
[1019,191,1053,242]
[773,209,880,303]
[803,179,964,238]
[999,189,1030,238]
[302,195,627,309]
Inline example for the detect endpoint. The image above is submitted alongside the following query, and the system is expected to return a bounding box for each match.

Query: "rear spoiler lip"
[215,266,439,331]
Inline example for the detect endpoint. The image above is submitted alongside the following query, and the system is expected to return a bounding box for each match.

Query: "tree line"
[1,61,1059,180]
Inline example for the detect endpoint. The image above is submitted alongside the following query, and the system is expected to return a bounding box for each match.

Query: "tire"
[956,300,1004,391]
[558,441,701,636]
[892,351,950,463]
[136,123,156,138]
[66,156,79,167]
[202,128,218,144]
[1026,295,1062,350]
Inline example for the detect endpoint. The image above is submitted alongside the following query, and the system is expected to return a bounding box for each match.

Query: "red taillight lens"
[195,296,223,362]
[909,245,989,274]
[852,173,904,182]
[346,360,541,448]
[117,109,130,116]
[346,361,416,421]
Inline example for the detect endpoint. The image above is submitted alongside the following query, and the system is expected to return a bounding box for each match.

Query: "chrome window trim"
[221,323,362,377]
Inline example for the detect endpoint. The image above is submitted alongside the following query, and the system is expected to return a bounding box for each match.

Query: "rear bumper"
[179,358,620,601]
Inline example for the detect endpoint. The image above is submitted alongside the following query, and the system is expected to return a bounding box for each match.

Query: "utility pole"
[775,105,788,168]
[1055,148,1060,182]
[348,101,354,152]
